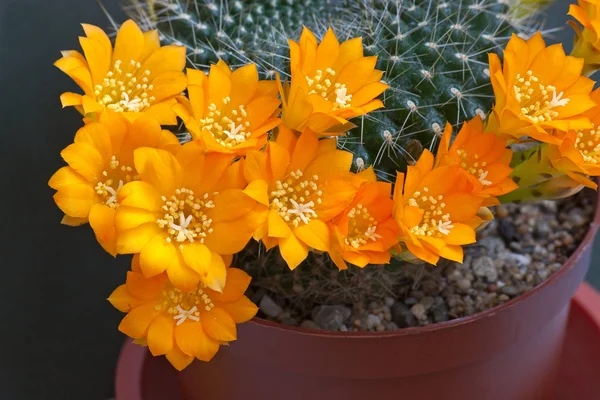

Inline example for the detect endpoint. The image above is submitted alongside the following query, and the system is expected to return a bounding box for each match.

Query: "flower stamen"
[270,170,321,228]
[407,188,454,238]
[96,60,155,112]
[513,70,569,123]
[200,98,251,148]
[157,188,216,246]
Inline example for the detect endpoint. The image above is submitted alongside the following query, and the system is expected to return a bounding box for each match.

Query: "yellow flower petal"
[116,222,162,254]
[112,20,145,65]
[108,284,140,313]
[293,219,330,251]
[118,302,159,339]
[133,148,183,196]
[117,181,163,212]
[201,307,237,342]
[243,180,270,206]
[89,203,117,256]
[268,209,292,238]
[217,296,258,323]
[279,234,309,270]
[166,346,194,371]
[147,313,174,356]
[207,268,252,302]
[140,234,179,277]
[53,184,97,218]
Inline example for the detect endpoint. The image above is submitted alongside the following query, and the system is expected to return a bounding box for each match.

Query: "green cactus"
[126,0,537,181]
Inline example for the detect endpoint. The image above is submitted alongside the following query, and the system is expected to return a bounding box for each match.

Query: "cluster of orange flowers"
[50,8,600,370]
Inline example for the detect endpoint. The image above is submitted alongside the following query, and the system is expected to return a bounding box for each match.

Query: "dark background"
[0,0,598,399]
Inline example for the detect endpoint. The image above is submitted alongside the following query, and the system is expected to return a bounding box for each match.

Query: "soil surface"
[243,189,597,331]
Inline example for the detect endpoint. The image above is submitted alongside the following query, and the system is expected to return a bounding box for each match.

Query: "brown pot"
[179,194,600,400]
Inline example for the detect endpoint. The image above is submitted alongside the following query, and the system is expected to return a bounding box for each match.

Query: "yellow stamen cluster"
[270,170,322,228]
[199,97,251,148]
[94,156,138,208]
[344,204,381,249]
[407,187,454,237]
[305,68,352,110]
[513,70,570,123]
[456,149,492,186]
[154,284,215,325]
[156,188,216,248]
[95,60,155,112]
[576,123,600,164]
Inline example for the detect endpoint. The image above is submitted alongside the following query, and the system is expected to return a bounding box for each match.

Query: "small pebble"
[259,295,283,318]
[411,303,428,320]
[472,256,498,282]
[312,305,351,330]
[456,278,472,290]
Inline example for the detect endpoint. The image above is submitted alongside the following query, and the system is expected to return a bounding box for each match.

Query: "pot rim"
[247,190,600,338]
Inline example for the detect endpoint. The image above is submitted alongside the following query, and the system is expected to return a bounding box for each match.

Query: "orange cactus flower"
[436,116,518,206]
[243,127,357,269]
[569,0,600,75]
[109,255,257,371]
[487,32,596,145]
[48,113,179,256]
[282,27,388,135]
[114,143,263,291]
[55,20,186,124]
[393,150,484,265]
[173,61,281,155]
[328,168,399,270]
[547,89,600,189]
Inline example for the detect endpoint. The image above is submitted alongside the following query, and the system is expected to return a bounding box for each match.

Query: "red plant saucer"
[115,283,600,400]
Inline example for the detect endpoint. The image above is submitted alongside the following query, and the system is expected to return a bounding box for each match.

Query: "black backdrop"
[1,1,598,399]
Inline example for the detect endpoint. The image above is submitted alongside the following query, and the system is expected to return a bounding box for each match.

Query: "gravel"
[253,190,596,331]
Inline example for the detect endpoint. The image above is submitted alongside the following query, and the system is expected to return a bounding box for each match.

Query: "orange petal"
[118,302,159,339]
[60,141,104,182]
[116,222,162,254]
[133,148,183,196]
[243,180,269,206]
[53,184,97,218]
[268,209,292,238]
[290,128,319,172]
[440,244,464,263]
[117,181,163,212]
[112,20,144,65]
[108,284,140,313]
[166,346,194,371]
[279,234,309,269]
[48,166,89,190]
[207,268,252,302]
[201,307,237,342]
[217,296,258,323]
[293,219,330,251]
[147,313,175,356]
[140,234,177,277]
[89,204,117,256]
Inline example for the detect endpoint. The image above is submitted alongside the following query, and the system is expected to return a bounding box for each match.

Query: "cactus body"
[128,0,536,180]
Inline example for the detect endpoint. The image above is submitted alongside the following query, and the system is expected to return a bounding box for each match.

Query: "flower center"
[95,60,155,112]
[575,123,600,164]
[95,156,138,208]
[154,284,215,325]
[199,97,251,148]
[406,187,454,238]
[305,68,352,110]
[156,188,216,248]
[269,170,322,228]
[456,149,492,186]
[345,204,381,249]
[513,70,569,123]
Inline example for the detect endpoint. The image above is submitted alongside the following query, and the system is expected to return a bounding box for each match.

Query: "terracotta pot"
[179,193,600,400]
